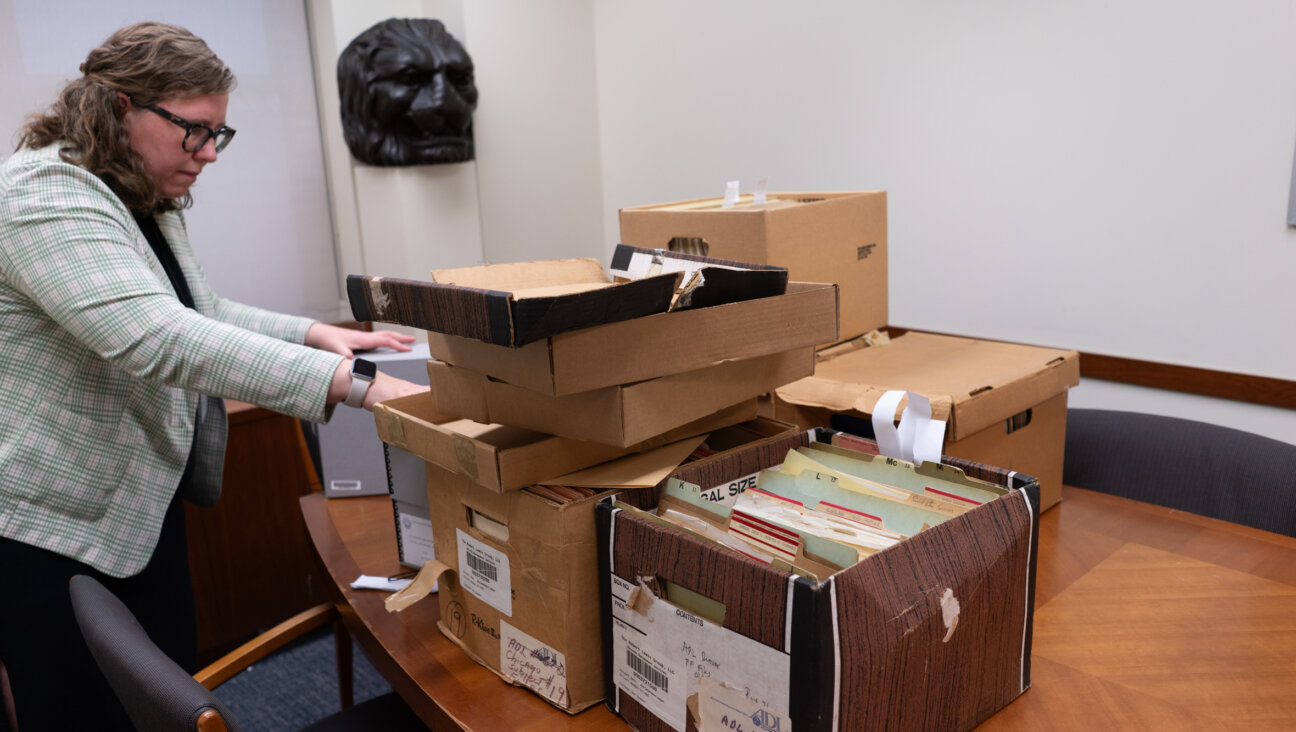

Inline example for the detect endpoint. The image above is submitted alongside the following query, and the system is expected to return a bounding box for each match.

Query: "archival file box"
[597,439,1039,732]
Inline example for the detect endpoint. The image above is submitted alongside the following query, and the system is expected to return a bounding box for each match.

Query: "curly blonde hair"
[18,22,236,213]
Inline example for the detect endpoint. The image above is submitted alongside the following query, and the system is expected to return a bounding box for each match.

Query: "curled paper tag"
[754,176,769,204]
[870,390,948,467]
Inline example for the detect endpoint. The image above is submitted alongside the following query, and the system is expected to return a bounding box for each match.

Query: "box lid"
[348,259,682,347]
[774,332,1080,440]
[349,250,790,348]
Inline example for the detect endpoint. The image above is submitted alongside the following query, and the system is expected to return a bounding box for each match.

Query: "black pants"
[0,494,196,732]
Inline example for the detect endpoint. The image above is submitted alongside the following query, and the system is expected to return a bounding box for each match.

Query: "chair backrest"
[1064,408,1296,537]
[69,575,241,732]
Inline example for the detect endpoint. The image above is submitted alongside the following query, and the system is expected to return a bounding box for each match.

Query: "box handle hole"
[667,236,710,256]
[1005,408,1033,435]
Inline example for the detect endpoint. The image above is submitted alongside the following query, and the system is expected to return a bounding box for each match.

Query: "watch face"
[353,358,378,379]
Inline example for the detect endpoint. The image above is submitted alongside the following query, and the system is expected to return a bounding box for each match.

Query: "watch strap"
[344,360,375,408]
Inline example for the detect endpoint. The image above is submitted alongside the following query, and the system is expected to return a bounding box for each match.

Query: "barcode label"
[609,572,790,732]
[466,550,497,582]
[456,529,512,616]
[627,649,669,693]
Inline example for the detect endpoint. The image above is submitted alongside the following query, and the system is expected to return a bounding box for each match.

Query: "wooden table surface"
[300,486,1296,731]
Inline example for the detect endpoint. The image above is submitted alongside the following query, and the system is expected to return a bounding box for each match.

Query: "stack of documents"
[635,439,1006,580]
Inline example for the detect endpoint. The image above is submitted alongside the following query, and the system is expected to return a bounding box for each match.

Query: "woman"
[0,22,424,730]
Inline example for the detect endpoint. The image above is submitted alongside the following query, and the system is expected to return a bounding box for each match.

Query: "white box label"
[696,470,764,507]
[456,528,512,616]
[398,510,437,568]
[500,620,569,708]
[609,574,791,732]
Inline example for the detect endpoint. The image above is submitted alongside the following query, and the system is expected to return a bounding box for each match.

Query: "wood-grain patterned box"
[597,441,1040,732]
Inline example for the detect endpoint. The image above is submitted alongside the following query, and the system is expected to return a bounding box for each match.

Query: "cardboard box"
[426,347,814,447]
[620,191,887,345]
[392,498,436,570]
[375,392,635,493]
[422,419,809,713]
[597,442,1040,732]
[424,281,838,396]
[348,248,789,348]
[764,331,1079,510]
[318,345,431,498]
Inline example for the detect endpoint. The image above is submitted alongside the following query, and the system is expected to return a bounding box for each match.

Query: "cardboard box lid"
[373,392,631,493]
[425,281,839,396]
[774,332,1080,441]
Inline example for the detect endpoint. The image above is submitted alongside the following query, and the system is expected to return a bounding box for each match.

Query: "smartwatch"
[344,358,377,408]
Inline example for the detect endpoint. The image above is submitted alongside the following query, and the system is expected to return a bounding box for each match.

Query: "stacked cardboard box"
[620,191,888,345]
[619,194,1079,511]
[765,331,1079,511]
[358,248,838,712]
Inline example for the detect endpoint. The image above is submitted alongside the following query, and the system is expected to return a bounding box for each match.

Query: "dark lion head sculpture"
[337,18,478,166]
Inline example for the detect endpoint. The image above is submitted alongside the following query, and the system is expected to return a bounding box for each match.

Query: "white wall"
[305,0,605,323]
[0,0,340,321]
[592,1,1296,443]
[464,0,606,265]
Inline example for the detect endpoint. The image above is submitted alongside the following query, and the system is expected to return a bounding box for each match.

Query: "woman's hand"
[306,322,415,358]
[327,359,426,410]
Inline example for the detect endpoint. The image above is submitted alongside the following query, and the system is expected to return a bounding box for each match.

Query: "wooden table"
[300,486,1296,731]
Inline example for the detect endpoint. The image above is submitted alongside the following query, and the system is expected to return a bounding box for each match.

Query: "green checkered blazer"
[0,144,343,577]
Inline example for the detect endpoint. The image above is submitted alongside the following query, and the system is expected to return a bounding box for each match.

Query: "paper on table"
[350,574,434,592]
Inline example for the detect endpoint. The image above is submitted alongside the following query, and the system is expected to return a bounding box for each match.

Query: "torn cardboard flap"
[541,436,707,489]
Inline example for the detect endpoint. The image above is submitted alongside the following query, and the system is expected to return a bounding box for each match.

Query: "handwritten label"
[456,528,512,616]
[610,574,790,732]
[728,511,800,563]
[500,620,569,707]
[816,501,885,530]
[698,677,792,732]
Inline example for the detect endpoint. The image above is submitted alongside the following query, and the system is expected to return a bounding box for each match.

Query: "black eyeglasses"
[128,95,236,153]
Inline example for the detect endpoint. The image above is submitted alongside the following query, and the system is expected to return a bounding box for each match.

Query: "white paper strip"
[722,180,740,208]
[871,389,947,466]
[754,176,769,204]
[870,390,906,460]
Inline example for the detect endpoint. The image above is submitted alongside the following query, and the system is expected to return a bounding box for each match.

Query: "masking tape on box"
[374,407,406,449]
[453,434,479,482]
[385,559,452,613]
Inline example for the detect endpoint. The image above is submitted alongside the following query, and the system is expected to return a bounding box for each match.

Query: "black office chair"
[1064,408,1296,537]
[69,575,426,732]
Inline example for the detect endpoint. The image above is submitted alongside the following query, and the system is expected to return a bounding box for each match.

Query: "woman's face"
[121,93,229,199]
